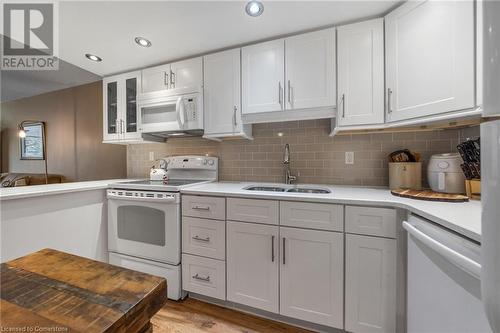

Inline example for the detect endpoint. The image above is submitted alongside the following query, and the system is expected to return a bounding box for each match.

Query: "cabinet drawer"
[280,201,344,231]
[182,195,225,220]
[227,198,279,225]
[182,217,225,260]
[182,254,226,300]
[345,206,397,238]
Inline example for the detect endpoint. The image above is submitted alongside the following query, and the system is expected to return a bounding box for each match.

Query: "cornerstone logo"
[1,1,58,70]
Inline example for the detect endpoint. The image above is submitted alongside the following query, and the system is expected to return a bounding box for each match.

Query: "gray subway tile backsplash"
[127,120,480,187]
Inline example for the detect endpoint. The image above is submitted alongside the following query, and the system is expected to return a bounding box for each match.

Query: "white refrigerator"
[482,1,500,332]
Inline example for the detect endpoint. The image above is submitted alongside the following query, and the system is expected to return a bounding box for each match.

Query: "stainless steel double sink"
[244,185,331,194]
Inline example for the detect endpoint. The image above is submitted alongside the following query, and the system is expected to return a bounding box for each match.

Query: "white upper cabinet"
[337,19,385,126]
[226,221,279,313]
[280,227,344,328]
[103,71,142,142]
[141,64,171,94]
[170,57,203,91]
[242,39,285,114]
[285,28,336,110]
[141,58,202,95]
[204,49,251,139]
[242,29,336,120]
[385,0,475,122]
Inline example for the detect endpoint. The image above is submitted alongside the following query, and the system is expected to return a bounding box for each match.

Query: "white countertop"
[0,179,134,201]
[182,182,482,242]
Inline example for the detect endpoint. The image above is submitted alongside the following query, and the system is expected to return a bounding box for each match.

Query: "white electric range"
[107,155,218,300]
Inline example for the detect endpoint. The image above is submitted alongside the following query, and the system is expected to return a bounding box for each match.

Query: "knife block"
[465,179,481,200]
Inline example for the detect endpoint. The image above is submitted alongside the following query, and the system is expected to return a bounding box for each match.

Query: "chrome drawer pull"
[271,235,275,262]
[192,235,210,242]
[192,205,210,210]
[282,237,286,265]
[192,273,210,282]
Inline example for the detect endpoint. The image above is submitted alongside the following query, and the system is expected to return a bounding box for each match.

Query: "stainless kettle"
[150,159,168,181]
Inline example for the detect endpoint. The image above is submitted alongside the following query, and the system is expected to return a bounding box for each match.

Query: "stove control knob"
[203,159,208,165]
[208,160,214,166]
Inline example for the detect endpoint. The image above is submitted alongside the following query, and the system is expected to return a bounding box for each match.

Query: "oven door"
[107,191,180,265]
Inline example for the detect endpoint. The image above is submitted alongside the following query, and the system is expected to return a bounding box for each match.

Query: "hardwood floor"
[151,298,313,333]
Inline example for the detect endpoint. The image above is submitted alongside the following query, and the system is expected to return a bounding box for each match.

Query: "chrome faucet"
[283,144,297,184]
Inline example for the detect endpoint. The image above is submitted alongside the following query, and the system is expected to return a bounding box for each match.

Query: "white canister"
[389,162,422,190]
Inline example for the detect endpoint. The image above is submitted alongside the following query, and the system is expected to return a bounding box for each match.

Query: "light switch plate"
[149,151,155,161]
[345,152,354,165]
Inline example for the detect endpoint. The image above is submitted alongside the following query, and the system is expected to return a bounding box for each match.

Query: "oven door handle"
[107,193,177,203]
[403,221,481,279]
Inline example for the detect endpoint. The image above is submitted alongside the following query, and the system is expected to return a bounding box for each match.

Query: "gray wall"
[1,81,127,182]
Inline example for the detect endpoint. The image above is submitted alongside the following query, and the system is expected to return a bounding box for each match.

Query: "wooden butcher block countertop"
[0,248,167,333]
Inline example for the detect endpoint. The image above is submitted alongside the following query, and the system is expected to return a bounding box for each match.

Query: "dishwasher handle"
[403,221,481,279]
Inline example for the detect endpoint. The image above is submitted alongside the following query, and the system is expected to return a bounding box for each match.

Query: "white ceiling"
[59,1,400,77]
[1,58,100,102]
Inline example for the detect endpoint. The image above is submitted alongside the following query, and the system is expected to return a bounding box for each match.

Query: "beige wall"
[128,119,479,187]
[1,81,127,182]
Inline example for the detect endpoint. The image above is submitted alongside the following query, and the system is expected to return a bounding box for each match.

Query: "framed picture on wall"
[20,122,45,160]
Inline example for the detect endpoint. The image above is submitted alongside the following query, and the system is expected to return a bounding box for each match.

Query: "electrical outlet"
[345,152,354,165]
[149,151,155,161]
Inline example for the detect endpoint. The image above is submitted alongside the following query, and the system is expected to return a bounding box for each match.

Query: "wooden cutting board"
[391,189,469,202]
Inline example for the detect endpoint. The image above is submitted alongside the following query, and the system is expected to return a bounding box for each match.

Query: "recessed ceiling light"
[85,53,102,62]
[245,1,264,17]
[135,37,152,47]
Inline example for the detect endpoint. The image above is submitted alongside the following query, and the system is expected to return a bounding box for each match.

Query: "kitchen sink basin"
[287,188,331,194]
[244,185,331,194]
[245,186,287,192]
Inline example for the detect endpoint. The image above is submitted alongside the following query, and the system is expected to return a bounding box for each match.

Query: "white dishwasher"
[403,215,492,333]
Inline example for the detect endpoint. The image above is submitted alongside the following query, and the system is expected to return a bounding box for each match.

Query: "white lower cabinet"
[345,234,397,333]
[280,227,344,328]
[182,253,226,300]
[226,221,279,313]
[189,198,399,331]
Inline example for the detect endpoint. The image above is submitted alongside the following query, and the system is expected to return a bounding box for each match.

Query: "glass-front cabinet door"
[122,72,141,140]
[103,71,142,142]
[103,79,120,141]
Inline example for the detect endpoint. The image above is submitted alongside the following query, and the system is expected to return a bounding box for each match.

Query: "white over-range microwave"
[138,89,204,137]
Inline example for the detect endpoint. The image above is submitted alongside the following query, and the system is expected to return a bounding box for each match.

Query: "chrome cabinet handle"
[271,235,275,262]
[164,72,169,87]
[287,80,291,106]
[192,273,210,282]
[233,106,238,126]
[340,94,346,118]
[282,237,286,265]
[170,70,175,87]
[117,119,123,134]
[192,205,210,210]
[278,82,283,108]
[192,235,210,242]
[387,88,393,114]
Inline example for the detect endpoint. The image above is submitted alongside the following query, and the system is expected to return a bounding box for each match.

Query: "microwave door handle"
[176,96,186,128]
